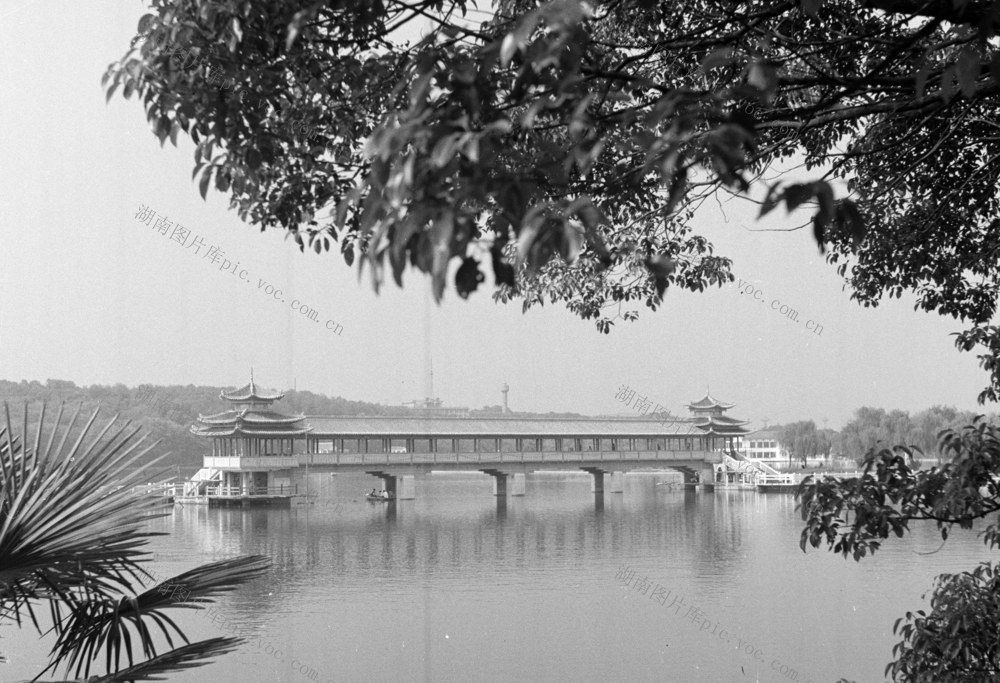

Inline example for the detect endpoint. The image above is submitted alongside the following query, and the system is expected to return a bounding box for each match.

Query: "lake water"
[5,472,994,682]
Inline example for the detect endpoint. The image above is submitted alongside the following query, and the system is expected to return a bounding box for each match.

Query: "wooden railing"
[206,485,300,497]
[289,449,715,467]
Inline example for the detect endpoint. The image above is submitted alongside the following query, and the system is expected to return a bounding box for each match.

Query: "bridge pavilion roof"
[690,414,751,434]
[190,409,312,438]
[303,416,736,438]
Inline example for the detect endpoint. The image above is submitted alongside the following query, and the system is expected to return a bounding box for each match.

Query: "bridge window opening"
[457,438,476,453]
[389,439,407,453]
[500,438,517,452]
[598,438,611,451]
[542,439,557,452]
[521,438,535,452]
[435,438,453,453]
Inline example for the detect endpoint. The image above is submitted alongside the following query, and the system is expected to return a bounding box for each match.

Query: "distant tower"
[501,382,510,413]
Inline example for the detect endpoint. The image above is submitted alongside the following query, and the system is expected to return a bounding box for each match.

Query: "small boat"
[366,493,393,502]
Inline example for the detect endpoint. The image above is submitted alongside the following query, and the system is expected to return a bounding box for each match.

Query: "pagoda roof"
[687,393,735,410]
[691,415,749,426]
[220,380,284,402]
[191,409,311,438]
[196,409,306,425]
[191,425,313,438]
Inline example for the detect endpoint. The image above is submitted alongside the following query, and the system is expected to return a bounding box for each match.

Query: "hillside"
[0,380,587,476]
[0,379,407,474]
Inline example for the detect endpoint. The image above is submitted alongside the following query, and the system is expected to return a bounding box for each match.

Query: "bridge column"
[590,471,604,493]
[701,463,716,489]
[511,473,525,496]
[367,473,406,499]
[608,471,624,493]
[491,472,508,496]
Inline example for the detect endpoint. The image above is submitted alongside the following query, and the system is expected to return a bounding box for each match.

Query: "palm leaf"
[0,402,272,681]
[89,637,244,681]
[31,637,242,682]
[51,556,271,678]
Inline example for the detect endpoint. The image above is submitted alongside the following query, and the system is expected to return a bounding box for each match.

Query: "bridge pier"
[367,473,416,500]
[584,468,623,493]
[485,471,524,496]
[492,473,507,496]
[679,464,716,489]
[589,470,604,493]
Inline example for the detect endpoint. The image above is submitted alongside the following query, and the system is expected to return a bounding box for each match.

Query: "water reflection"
[7,472,994,683]
[163,476,780,599]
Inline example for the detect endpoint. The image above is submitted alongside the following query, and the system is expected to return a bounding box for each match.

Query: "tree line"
[768,405,990,466]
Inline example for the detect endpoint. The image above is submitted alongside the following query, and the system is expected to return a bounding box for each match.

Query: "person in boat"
[370,488,377,497]
[382,489,391,499]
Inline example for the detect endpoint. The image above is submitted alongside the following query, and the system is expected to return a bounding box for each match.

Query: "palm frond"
[89,637,244,682]
[31,637,242,682]
[0,402,272,681]
[0,402,169,620]
[51,556,270,678]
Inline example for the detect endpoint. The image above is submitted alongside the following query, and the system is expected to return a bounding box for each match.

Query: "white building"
[744,429,784,462]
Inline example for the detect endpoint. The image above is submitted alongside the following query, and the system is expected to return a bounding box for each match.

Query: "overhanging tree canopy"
[106,0,1000,393]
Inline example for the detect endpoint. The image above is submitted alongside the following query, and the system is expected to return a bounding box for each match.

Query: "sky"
[0,1,989,430]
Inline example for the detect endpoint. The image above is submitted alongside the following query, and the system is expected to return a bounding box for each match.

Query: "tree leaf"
[198,167,212,200]
[782,183,814,212]
[500,34,518,68]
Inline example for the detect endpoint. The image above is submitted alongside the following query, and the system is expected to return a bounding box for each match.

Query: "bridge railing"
[757,473,798,486]
[295,449,714,467]
[206,485,300,497]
